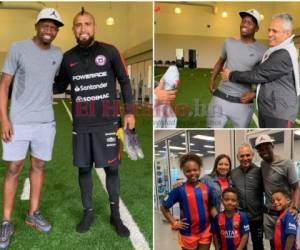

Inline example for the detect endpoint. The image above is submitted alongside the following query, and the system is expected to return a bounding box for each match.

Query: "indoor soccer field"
[155,66,300,128]
[0,99,152,250]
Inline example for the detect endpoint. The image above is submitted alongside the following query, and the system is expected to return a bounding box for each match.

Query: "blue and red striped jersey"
[211,210,250,250]
[162,182,215,236]
[274,210,297,250]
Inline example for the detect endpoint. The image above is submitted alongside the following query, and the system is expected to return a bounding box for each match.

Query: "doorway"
[188,49,197,69]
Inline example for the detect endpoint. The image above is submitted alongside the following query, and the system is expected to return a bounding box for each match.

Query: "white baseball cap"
[36,8,64,27]
[239,9,261,26]
[255,134,273,148]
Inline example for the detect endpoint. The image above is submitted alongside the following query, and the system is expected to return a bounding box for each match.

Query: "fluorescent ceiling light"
[196,153,204,157]
[189,149,202,152]
[207,151,215,154]
[169,146,186,150]
[294,130,300,136]
[192,135,215,141]
[264,136,275,142]
[182,143,195,146]
[204,145,214,148]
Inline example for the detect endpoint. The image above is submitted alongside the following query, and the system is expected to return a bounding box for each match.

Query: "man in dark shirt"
[53,9,134,237]
[231,143,264,250]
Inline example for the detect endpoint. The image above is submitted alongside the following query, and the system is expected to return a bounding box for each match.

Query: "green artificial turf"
[155,66,300,128]
[0,100,152,250]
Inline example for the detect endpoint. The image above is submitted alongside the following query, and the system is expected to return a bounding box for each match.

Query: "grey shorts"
[2,122,56,161]
[207,96,253,128]
[263,213,277,240]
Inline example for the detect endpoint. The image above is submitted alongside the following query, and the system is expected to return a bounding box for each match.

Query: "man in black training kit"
[53,9,135,237]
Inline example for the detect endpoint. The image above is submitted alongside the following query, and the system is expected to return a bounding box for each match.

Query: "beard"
[76,35,94,48]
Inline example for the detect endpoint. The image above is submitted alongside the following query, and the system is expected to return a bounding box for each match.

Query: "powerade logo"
[72,72,107,81]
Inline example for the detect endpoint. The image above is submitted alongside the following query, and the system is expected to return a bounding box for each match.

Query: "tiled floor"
[154,212,271,250]
[155,211,180,250]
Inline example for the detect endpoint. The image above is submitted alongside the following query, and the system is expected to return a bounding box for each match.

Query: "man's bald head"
[237,143,254,170]
[237,143,254,156]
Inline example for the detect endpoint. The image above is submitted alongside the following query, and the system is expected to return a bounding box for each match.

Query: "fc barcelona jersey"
[211,210,250,250]
[274,210,297,250]
[162,182,215,235]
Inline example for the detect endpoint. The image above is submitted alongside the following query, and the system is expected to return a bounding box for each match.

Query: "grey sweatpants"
[207,96,253,128]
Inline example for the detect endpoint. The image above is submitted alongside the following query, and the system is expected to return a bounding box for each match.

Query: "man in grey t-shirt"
[0,8,63,249]
[254,134,299,250]
[207,9,266,128]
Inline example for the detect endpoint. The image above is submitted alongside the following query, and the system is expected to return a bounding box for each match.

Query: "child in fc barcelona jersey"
[272,189,298,250]
[211,187,249,250]
[161,154,217,250]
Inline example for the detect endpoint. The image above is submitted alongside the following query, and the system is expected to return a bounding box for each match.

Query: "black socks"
[105,166,129,237]
[78,167,93,210]
[77,166,130,237]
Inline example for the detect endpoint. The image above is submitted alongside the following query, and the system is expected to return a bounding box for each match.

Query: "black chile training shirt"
[53,41,133,132]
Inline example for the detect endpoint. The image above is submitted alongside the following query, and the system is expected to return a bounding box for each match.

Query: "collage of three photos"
[0,1,299,250]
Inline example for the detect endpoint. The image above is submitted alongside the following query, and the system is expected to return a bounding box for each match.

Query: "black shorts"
[72,124,121,168]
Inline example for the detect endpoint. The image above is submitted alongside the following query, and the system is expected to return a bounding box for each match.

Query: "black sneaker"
[76,209,94,233]
[0,220,14,249]
[110,217,130,238]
